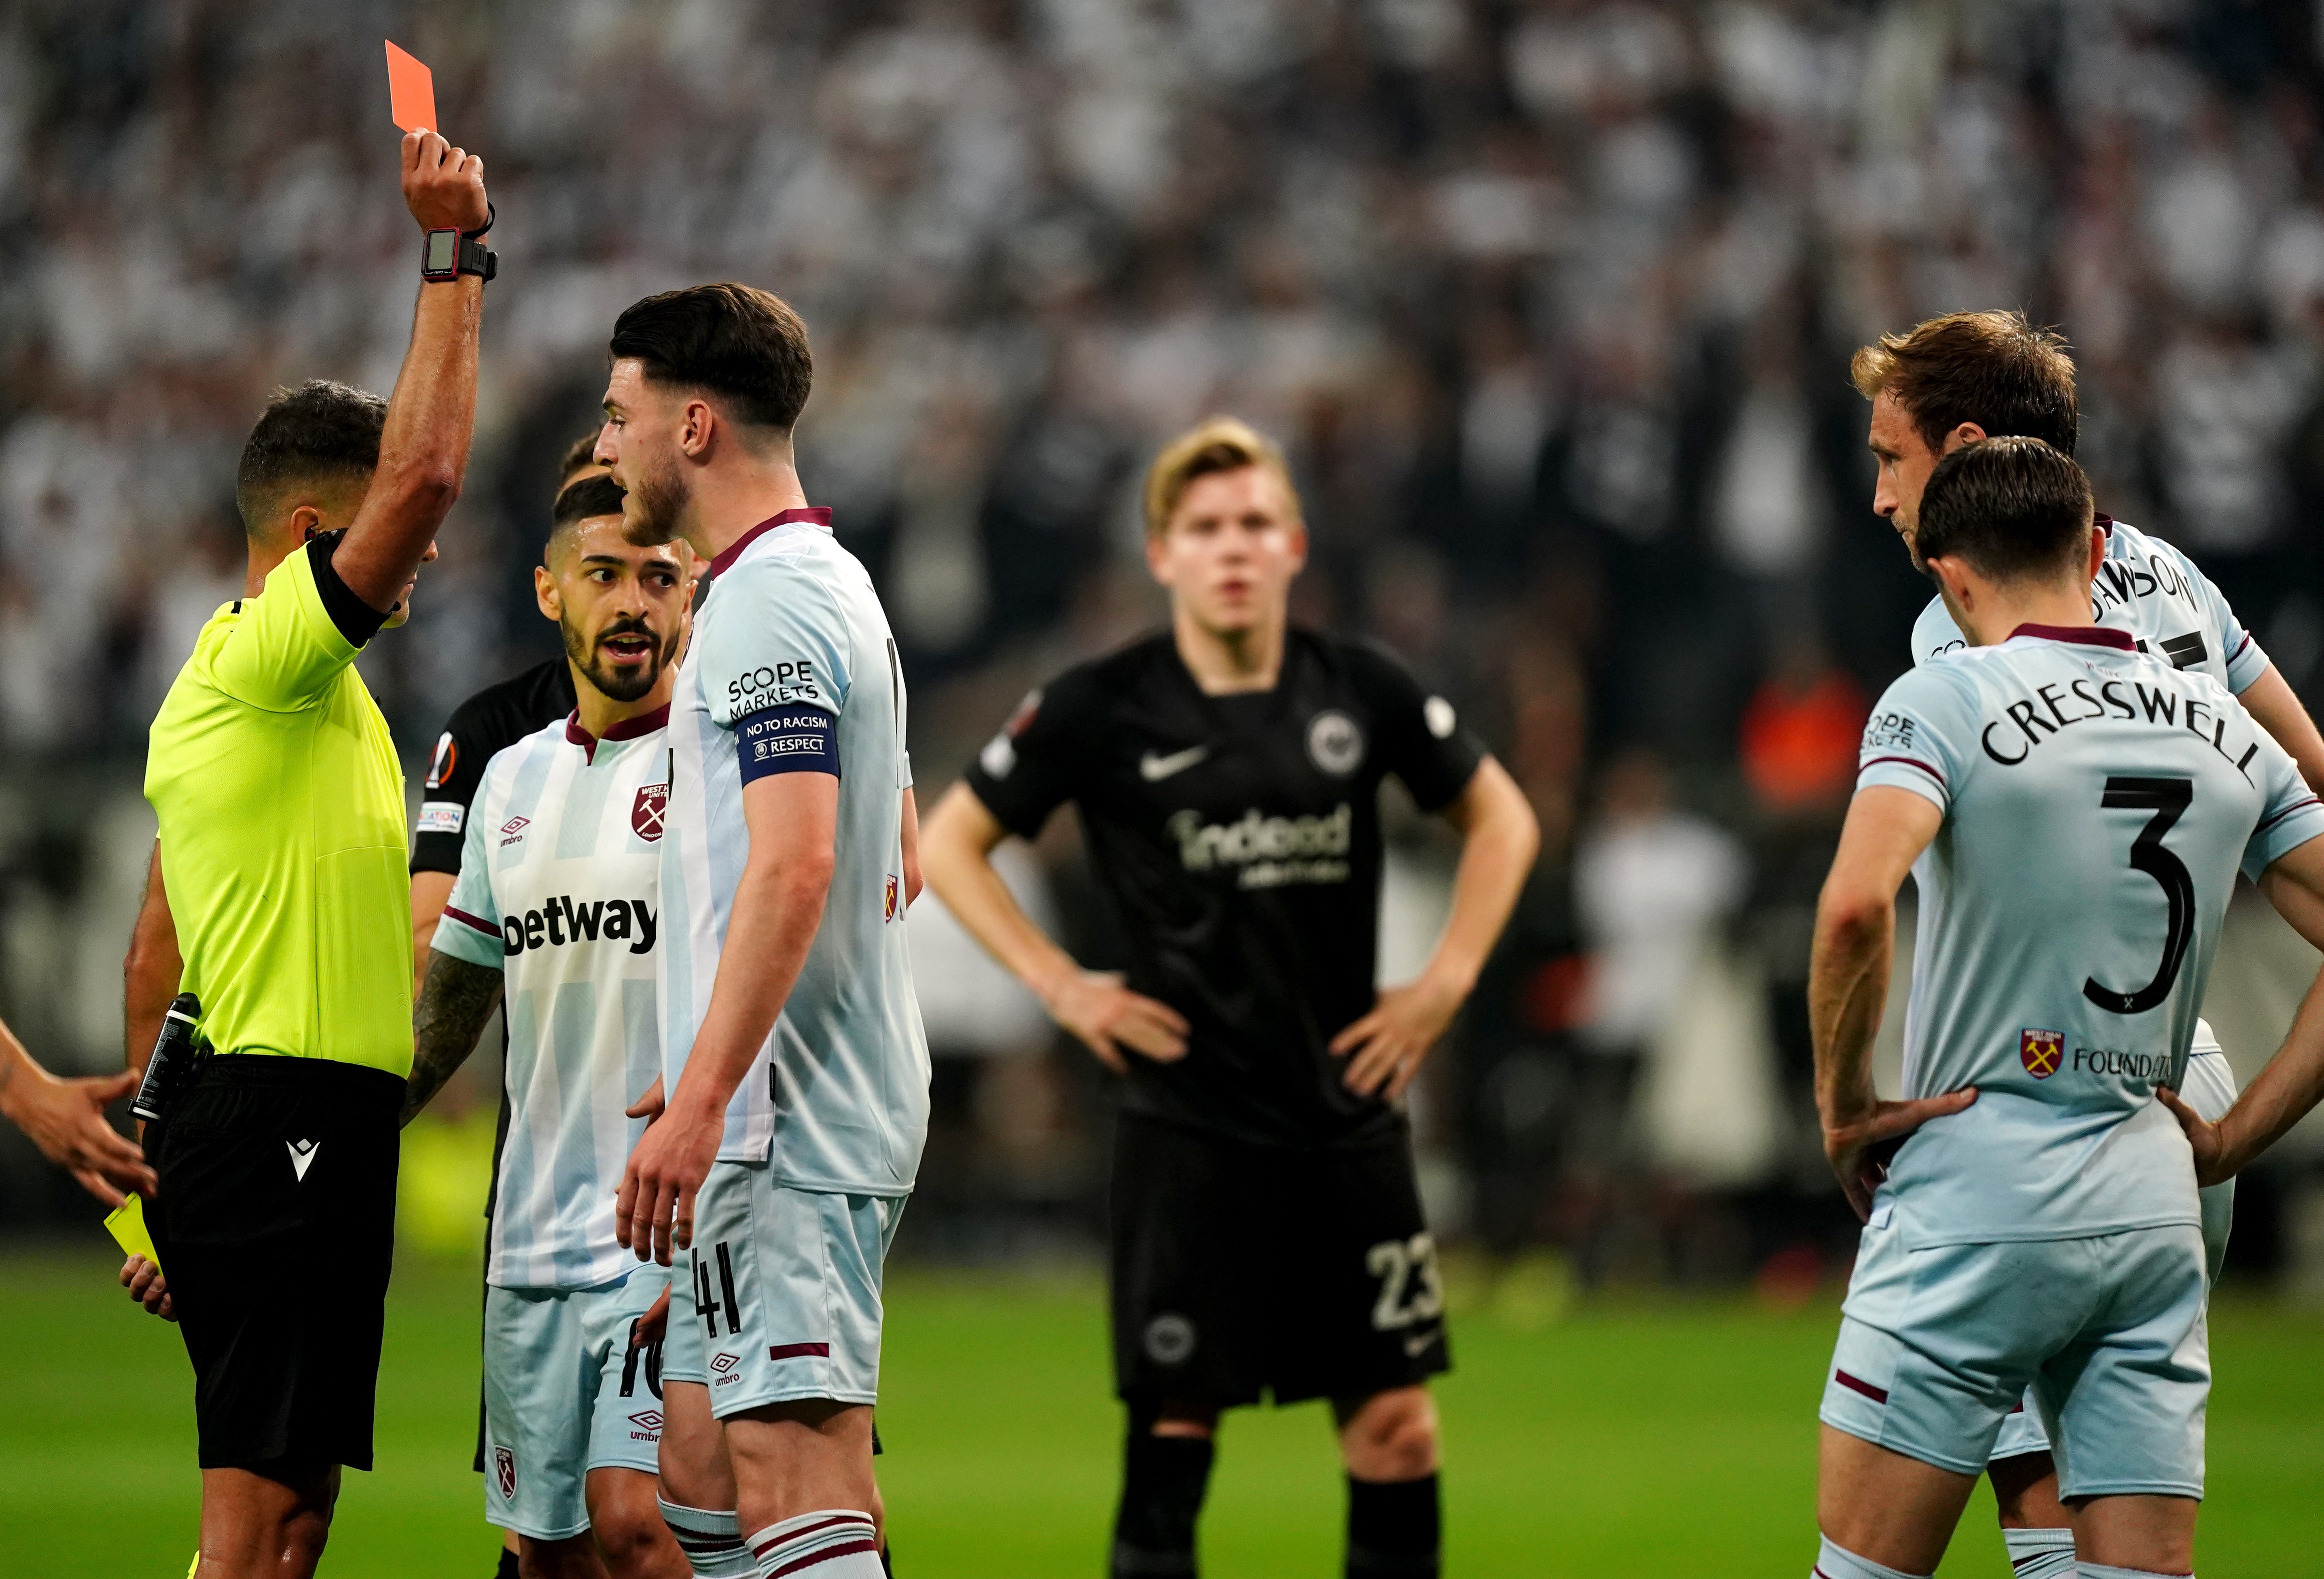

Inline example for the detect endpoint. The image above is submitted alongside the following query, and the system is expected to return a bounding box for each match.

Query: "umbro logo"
[710,1352,740,1374]
[500,815,530,847]
[1140,744,1210,782]
[628,1409,663,1431]
[287,1138,320,1181]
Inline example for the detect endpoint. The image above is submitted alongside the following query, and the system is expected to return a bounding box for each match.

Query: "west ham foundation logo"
[632,783,668,842]
[493,1445,515,1499]
[2021,1028,2064,1080]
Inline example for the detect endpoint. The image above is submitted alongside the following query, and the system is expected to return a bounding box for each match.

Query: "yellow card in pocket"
[104,1193,160,1272]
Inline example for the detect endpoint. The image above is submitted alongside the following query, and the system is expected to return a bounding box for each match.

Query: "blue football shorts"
[482,1263,671,1539]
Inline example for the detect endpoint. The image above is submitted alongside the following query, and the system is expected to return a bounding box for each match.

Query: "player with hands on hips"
[922,416,1537,1579]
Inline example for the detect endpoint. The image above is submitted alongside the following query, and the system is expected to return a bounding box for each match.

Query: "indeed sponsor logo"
[502,897,657,957]
[1167,803,1352,890]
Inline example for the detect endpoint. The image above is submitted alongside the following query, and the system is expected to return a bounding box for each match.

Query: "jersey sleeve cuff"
[2246,796,2324,882]
[431,903,507,969]
[736,702,839,782]
[305,535,390,649]
[1857,756,1950,813]
[2226,630,2269,694]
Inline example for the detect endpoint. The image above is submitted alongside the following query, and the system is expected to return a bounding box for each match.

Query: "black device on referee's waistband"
[130,992,204,1125]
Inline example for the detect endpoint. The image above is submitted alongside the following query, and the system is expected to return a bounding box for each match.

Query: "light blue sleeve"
[697,557,853,731]
[433,761,506,970]
[2176,543,2269,693]
[1909,594,1968,669]
[2242,728,2324,882]
[1857,663,1974,814]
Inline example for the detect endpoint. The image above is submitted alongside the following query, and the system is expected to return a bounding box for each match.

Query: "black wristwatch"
[421,227,497,284]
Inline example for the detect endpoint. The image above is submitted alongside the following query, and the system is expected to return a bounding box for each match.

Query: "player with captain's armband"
[1804,437,2324,1579]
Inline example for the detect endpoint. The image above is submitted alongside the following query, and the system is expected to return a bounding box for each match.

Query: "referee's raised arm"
[330,130,491,617]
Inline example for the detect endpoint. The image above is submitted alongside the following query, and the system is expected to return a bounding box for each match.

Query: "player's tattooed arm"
[402,949,504,1127]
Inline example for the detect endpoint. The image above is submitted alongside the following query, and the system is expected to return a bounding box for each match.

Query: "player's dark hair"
[558,430,604,485]
[553,473,627,530]
[1915,437,2093,586]
[234,379,388,534]
[1850,310,2078,457]
[608,282,812,432]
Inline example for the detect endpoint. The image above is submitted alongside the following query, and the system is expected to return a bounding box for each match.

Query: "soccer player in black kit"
[922,418,1538,1579]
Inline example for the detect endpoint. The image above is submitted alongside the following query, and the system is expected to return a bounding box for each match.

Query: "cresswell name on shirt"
[1167,803,1352,890]
[1868,680,2260,779]
[502,896,657,957]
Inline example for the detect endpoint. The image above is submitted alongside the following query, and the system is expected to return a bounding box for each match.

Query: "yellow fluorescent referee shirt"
[145,539,413,1077]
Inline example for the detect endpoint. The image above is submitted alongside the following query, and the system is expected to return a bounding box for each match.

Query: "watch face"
[426,230,458,272]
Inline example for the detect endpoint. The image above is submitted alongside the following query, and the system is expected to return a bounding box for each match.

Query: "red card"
[385,40,438,134]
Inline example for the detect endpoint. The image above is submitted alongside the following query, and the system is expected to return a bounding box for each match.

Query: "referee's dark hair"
[234,379,388,534]
[1850,310,2078,458]
[1914,437,2093,587]
[609,283,812,434]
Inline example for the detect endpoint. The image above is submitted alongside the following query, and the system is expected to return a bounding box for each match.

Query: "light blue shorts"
[1989,1041,2236,1464]
[660,1161,905,1419]
[1822,1219,2209,1500]
[483,1264,672,1539]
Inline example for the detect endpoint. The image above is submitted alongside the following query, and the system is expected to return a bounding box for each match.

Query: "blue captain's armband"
[737,704,840,782]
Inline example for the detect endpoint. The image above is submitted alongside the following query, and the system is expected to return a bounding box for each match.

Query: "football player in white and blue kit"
[1805,439,2324,1579]
[1852,309,2324,1578]
[402,474,693,1579]
[604,284,926,1579]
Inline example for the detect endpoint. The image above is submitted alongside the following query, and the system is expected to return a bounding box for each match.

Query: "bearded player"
[401,473,693,1579]
[921,417,1538,1579]
[1852,310,2324,1578]
[607,283,926,1579]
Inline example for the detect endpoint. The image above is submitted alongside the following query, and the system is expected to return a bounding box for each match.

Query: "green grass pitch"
[5,1246,2321,1576]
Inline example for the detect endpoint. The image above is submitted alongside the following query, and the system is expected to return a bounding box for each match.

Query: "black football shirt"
[411,657,577,876]
[964,629,1485,1150]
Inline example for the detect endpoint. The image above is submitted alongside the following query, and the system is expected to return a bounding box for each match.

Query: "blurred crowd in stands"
[6,0,2324,1271]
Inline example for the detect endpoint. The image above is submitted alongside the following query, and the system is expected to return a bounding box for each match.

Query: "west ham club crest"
[633,783,668,842]
[2021,1028,2064,1080]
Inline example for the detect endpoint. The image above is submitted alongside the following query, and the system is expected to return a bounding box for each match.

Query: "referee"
[922,418,1538,1579]
[125,131,491,1579]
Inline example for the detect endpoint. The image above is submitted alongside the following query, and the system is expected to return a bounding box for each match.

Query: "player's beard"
[566,614,663,704]
[623,451,689,548]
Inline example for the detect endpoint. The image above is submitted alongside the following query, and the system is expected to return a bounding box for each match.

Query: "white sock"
[748,1509,883,1578]
[2077,1567,2192,1579]
[1813,1535,1929,1579]
[659,1498,756,1578]
[2002,1528,2076,1577]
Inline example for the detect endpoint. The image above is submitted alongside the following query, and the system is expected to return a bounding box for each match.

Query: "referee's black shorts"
[147,1055,403,1471]
[1109,1112,1451,1411]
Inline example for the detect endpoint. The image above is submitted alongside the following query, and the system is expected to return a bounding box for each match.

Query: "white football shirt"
[1859,625,2324,1249]
[659,508,929,1194]
[1911,515,2268,692]
[435,708,672,1290]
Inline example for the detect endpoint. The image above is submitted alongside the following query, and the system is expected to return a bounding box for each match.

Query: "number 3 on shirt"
[2083,776,2195,1016]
